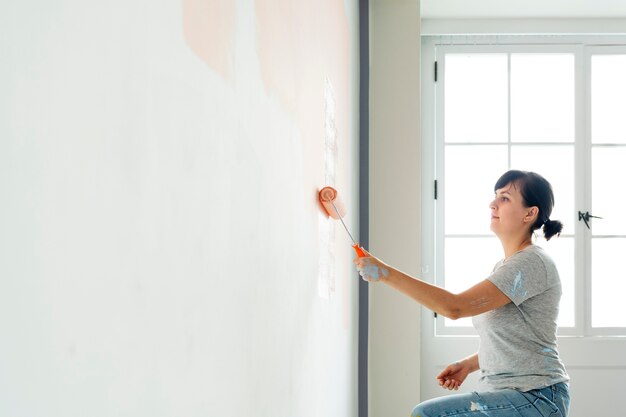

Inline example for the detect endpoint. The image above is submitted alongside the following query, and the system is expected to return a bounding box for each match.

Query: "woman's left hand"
[354,250,391,282]
[436,361,471,391]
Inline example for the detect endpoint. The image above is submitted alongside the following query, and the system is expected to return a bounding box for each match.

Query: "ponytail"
[542,219,563,241]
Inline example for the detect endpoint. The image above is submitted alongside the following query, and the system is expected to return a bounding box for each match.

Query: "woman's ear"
[525,206,539,223]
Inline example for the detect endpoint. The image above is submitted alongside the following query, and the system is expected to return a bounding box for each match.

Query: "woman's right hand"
[353,250,391,282]
[436,361,471,391]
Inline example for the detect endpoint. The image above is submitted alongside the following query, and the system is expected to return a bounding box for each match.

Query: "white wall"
[369,1,422,416]
[0,1,360,416]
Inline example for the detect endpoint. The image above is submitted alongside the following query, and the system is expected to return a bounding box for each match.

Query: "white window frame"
[421,34,626,339]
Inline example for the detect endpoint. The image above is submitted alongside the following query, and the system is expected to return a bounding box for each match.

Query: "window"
[422,38,626,336]
[589,51,626,329]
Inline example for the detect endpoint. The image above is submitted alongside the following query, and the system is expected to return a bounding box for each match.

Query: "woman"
[355,170,570,417]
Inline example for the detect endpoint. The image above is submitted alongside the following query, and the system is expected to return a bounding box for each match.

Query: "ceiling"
[421,0,626,19]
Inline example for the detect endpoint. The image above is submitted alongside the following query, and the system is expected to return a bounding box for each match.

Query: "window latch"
[578,210,602,229]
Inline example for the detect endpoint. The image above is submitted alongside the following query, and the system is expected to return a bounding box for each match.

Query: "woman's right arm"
[355,254,511,319]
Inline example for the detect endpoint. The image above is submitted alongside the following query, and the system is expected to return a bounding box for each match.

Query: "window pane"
[445,145,508,235]
[444,237,501,327]
[510,145,576,233]
[592,147,626,235]
[535,237,575,327]
[592,238,626,327]
[445,54,508,143]
[511,54,575,143]
[592,55,626,144]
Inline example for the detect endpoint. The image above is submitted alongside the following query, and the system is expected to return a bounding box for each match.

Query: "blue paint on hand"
[362,265,381,281]
[359,260,389,282]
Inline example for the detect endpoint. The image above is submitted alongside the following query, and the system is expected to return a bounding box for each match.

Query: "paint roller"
[319,186,366,258]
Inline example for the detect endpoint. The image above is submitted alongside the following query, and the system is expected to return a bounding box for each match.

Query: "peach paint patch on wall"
[255,0,351,325]
[254,0,350,206]
[182,0,235,80]
[254,0,350,140]
[254,0,298,114]
[254,0,350,214]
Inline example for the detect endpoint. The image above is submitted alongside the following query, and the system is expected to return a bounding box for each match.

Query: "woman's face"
[489,182,537,237]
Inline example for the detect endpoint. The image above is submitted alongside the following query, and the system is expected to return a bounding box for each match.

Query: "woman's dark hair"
[494,170,563,241]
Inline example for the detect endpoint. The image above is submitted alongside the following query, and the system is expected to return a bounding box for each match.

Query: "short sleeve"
[487,251,549,306]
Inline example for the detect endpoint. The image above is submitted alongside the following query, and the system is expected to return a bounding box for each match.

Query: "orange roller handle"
[353,244,366,258]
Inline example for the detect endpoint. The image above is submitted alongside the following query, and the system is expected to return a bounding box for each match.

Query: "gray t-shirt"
[472,245,570,392]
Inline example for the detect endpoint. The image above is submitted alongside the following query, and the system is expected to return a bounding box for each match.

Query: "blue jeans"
[411,382,570,417]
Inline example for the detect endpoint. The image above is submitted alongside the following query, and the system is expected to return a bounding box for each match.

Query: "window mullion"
[507,53,512,168]
[580,46,592,337]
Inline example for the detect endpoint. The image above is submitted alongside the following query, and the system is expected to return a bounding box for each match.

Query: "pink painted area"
[255,0,350,149]
[182,0,235,80]
[255,3,351,313]
[255,0,353,325]
[180,0,353,321]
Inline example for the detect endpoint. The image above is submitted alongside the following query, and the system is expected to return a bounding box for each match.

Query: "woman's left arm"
[355,255,511,320]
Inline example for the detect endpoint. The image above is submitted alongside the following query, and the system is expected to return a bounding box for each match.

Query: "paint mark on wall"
[254,0,350,181]
[324,77,337,185]
[318,214,336,299]
[253,0,351,303]
[317,79,339,299]
[182,0,235,80]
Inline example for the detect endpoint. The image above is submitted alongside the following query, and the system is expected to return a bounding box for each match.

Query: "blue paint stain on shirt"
[512,270,528,299]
